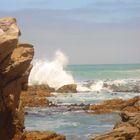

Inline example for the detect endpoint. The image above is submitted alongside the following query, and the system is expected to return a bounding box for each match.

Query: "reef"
[88,96,140,114]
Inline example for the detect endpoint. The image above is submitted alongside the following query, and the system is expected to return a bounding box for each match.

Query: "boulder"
[0,17,20,37]
[24,131,66,140]
[56,84,77,93]
[0,17,20,64]
[91,113,140,140]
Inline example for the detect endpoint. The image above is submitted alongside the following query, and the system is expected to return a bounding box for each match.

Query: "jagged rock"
[56,84,77,93]
[1,43,34,84]
[24,131,66,140]
[103,81,140,93]
[89,96,140,114]
[0,17,20,37]
[0,17,34,140]
[0,17,65,140]
[91,113,140,140]
[0,36,17,64]
[0,17,20,64]
[21,85,55,107]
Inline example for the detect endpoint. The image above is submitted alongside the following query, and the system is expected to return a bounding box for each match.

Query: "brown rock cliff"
[0,17,34,140]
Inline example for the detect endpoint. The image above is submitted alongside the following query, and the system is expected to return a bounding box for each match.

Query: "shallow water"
[25,91,140,140]
[25,107,118,140]
[26,64,140,139]
[48,91,140,105]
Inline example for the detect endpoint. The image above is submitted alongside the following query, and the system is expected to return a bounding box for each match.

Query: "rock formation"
[21,85,55,107]
[91,112,140,140]
[56,84,77,93]
[89,96,140,114]
[0,17,66,140]
[25,131,66,140]
[0,17,34,140]
[103,80,140,93]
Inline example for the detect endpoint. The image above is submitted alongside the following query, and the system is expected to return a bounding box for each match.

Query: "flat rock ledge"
[25,131,66,140]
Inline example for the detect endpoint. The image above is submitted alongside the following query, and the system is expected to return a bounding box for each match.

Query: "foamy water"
[29,51,75,89]
[29,51,140,92]
[26,51,140,140]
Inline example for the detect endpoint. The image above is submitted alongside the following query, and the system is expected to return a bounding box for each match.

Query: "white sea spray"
[29,50,75,89]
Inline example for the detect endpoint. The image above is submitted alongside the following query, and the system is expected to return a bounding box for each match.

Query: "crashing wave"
[29,50,75,89]
[77,79,140,93]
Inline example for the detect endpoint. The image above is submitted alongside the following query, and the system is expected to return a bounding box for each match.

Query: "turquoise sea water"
[66,64,140,81]
[25,64,140,140]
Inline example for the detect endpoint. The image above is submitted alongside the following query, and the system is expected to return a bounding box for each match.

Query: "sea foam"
[29,50,75,89]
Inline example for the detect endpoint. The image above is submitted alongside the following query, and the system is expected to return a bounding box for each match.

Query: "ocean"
[26,53,140,140]
[66,64,140,81]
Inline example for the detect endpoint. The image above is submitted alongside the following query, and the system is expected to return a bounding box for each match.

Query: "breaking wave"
[77,79,140,93]
[29,50,75,89]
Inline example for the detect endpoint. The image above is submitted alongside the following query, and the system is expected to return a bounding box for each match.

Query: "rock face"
[91,112,140,140]
[89,96,140,114]
[0,17,34,140]
[21,85,55,107]
[25,131,66,140]
[56,84,77,93]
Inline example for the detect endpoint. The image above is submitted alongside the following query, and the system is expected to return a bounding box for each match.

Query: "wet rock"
[21,85,55,107]
[56,84,77,93]
[91,112,140,140]
[89,96,140,114]
[24,131,66,140]
[103,81,140,93]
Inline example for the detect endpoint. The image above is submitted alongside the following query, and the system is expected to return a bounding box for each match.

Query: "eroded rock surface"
[0,17,34,140]
[91,112,140,140]
[89,96,140,114]
[0,17,66,140]
[25,131,66,140]
[21,85,55,107]
[56,84,77,93]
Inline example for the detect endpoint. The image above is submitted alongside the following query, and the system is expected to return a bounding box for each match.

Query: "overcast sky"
[0,0,140,64]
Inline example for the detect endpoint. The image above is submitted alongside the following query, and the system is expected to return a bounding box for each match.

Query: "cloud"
[1,0,140,23]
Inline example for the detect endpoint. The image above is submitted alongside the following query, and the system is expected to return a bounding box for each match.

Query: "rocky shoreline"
[88,96,140,114]
[91,112,140,140]
[0,17,140,140]
[0,17,65,140]
[22,85,140,140]
[21,85,54,107]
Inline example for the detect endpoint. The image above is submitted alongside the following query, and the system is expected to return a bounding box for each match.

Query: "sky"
[0,0,140,64]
